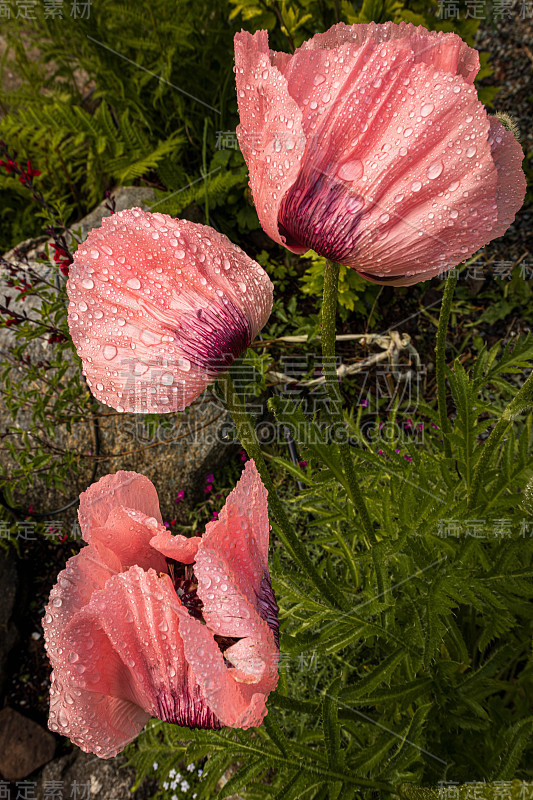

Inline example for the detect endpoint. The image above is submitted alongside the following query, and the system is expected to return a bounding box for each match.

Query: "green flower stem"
[435,269,458,458]
[467,368,533,510]
[218,370,343,609]
[322,259,375,544]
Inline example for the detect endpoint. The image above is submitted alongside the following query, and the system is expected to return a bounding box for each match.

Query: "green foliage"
[126,330,533,797]
[0,255,95,518]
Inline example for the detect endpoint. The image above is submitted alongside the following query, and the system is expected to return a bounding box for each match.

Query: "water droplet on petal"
[177,357,191,372]
[337,160,363,182]
[103,345,117,361]
[346,195,364,214]
[426,160,443,180]
[127,278,141,290]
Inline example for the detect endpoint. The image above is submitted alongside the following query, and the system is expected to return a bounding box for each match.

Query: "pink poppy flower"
[67,208,273,412]
[42,461,279,758]
[234,22,526,285]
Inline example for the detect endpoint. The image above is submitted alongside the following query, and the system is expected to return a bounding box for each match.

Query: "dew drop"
[426,160,443,180]
[177,357,191,372]
[127,278,141,290]
[466,145,477,158]
[81,278,94,289]
[337,160,363,182]
[103,345,117,361]
[420,103,434,117]
[411,180,422,192]
[346,194,364,214]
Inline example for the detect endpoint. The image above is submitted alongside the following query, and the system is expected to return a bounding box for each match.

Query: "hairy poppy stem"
[322,259,375,545]
[218,370,345,609]
[435,269,458,458]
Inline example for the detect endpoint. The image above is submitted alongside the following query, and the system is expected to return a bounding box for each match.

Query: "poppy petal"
[78,471,162,537]
[150,530,202,564]
[67,209,273,413]
[235,30,306,249]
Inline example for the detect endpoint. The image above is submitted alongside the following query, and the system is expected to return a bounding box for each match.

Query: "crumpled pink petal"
[199,458,270,600]
[178,613,273,729]
[89,506,168,573]
[234,23,525,285]
[78,471,162,536]
[194,460,279,686]
[47,567,192,757]
[43,540,121,665]
[77,471,167,574]
[48,672,150,760]
[150,530,202,564]
[67,208,273,413]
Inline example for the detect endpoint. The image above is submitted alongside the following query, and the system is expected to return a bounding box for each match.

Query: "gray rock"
[35,749,157,800]
[0,552,18,698]
[68,186,156,244]
[0,707,56,781]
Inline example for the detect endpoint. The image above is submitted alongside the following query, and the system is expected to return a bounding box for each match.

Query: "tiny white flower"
[187,763,195,772]
[172,795,178,800]
[169,769,176,779]
[171,781,178,790]
[181,780,190,792]
[163,782,169,790]
[152,762,158,771]
[197,769,203,777]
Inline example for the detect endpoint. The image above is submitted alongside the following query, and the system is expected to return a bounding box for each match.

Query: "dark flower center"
[278,165,364,265]
[176,299,252,375]
[156,684,223,729]
[167,558,241,654]
[256,571,279,647]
